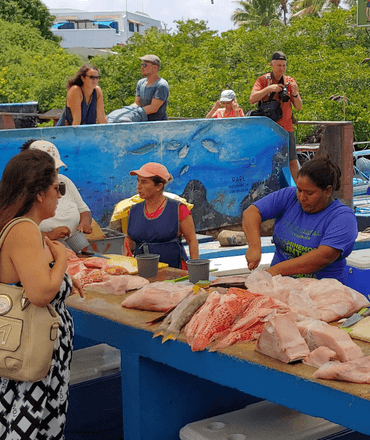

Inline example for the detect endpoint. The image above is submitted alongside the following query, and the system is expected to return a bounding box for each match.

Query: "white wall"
[52,28,117,49]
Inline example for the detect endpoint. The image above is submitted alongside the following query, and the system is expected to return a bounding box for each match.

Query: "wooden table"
[66,268,370,439]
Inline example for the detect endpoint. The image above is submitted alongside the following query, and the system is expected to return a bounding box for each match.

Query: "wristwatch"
[292,93,299,98]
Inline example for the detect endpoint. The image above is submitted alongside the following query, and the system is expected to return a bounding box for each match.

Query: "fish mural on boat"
[0,117,289,230]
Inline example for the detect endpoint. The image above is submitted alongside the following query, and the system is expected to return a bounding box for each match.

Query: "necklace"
[145,198,166,219]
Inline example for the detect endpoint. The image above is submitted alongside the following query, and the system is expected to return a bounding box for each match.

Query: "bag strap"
[258,74,275,107]
[0,217,41,251]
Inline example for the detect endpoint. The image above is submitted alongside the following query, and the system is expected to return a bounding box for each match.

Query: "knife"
[341,308,370,328]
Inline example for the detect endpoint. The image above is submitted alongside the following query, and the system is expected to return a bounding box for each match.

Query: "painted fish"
[156,290,209,342]
[201,139,219,154]
[166,140,182,150]
[178,144,190,158]
[191,123,212,141]
[129,142,158,155]
[180,165,190,176]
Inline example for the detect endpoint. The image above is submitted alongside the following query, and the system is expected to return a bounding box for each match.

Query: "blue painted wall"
[0,117,289,230]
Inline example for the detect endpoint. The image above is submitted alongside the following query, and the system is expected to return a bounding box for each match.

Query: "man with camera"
[250,51,302,182]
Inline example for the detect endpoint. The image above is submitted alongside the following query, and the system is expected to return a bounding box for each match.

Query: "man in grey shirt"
[135,54,169,121]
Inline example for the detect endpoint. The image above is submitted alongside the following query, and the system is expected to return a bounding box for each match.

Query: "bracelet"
[292,93,299,98]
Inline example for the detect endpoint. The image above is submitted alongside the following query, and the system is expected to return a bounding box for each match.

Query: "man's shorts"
[288,131,298,162]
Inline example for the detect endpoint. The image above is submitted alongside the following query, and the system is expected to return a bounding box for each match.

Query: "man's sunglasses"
[54,182,66,196]
[141,63,152,67]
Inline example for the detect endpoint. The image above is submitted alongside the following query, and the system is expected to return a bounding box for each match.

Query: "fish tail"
[153,330,164,338]
[162,332,177,343]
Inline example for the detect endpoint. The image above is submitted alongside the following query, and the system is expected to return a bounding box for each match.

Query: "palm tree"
[290,0,340,19]
[231,0,282,30]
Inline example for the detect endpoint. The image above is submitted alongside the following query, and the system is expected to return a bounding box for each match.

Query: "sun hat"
[139,54,161,66]
[220,90,236,102]
[29,140,67,169]
[271,51,287,61]
[130,162,171,182]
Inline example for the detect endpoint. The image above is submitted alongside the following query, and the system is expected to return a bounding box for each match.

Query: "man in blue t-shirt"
[135,54,169,121]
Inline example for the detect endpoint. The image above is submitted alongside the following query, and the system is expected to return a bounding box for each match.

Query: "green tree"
[0,0,58,41]
[290,0,340,19]
[231,0,282,29]
[0,18,81,110]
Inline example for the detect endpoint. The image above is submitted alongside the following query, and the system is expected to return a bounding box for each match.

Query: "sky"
[41,0,237,34]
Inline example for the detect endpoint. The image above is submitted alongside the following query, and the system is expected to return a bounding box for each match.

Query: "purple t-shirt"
[254,186,357,283]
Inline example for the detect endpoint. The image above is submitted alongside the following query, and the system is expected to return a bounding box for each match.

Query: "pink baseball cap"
[130,162,171,182]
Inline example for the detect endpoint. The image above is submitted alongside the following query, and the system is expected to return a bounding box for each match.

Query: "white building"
[50,8,162,49]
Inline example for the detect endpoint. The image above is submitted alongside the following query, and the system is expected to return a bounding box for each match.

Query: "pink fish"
[210,296,289,351]
[186,289,261,352]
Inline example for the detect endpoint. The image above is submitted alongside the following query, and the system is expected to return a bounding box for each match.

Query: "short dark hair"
[298,153,341,191]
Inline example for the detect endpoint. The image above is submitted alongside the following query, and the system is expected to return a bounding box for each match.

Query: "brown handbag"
[0,217,60,382]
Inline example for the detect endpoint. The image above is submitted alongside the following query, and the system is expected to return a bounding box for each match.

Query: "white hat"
[29,140,67,169]
[220,90,236,102]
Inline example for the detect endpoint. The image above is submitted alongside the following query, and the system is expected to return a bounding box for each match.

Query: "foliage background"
[1,6,370,143]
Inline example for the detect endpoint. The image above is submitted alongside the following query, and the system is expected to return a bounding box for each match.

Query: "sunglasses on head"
[54,182,66,196]
[85,75,101,80]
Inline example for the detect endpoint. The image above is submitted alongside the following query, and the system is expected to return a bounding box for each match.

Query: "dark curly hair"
[297,153,341,191]
[0,149,56,230]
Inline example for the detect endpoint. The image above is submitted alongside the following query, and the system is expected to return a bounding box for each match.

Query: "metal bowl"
[65,231,90,254]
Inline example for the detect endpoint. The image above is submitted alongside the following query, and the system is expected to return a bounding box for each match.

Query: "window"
[129,22,134,32]
[136,23,140,32]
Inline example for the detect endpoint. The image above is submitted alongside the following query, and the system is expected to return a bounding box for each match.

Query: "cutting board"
[349,316,370,342]
[105,254,168,274]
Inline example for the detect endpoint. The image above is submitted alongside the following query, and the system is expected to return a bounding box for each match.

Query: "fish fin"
[162,333,177,343]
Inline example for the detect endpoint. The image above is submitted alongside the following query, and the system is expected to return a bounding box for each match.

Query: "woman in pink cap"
[124,162,199,268]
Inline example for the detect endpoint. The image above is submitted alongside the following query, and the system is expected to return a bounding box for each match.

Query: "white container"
[69,344,121,385]
[346,249,370,270]
[179,400,349,440]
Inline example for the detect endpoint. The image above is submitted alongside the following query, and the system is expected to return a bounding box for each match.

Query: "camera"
[279,82,290,103]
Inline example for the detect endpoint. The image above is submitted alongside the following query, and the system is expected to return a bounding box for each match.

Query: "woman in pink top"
[206,90,244,119]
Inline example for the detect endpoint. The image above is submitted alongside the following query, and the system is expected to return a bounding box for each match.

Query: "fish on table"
[153,289,209,342]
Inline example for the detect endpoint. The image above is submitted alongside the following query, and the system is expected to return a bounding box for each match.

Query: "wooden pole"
[318,122,353,208]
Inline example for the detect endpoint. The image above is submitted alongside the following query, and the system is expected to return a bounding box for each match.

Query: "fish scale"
[190,291,259,352]
[212,297,284,351]
[185,291,221,346]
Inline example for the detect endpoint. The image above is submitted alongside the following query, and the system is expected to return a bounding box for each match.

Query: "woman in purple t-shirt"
[242,154,357,283]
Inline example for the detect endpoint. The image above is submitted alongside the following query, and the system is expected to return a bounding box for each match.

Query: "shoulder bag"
[247,74,283,122]
[0,217,60,382]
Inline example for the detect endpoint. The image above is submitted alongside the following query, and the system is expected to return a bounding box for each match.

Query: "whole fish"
[180,165,190,176]
[129,142,158,155]
[166,140,182,150]
[191,123,212,141]
[161,290,209,343]
[201,139,219,154]
[185,289,260,352]
[178,144,190,158]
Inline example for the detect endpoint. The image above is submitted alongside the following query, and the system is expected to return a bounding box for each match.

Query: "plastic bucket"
[187,259,210,284]
[65,231,90,254]
[136,253,160,278]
